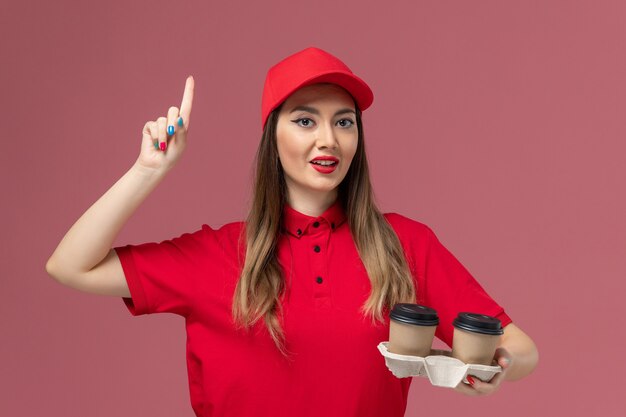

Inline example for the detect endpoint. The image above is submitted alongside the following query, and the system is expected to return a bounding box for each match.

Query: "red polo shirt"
[114,200,512,417]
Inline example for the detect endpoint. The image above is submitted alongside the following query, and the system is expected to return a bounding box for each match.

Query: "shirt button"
[316,276,323,284]
[313,221,320,228]
[313,245,320,253]
[296,228,302,235]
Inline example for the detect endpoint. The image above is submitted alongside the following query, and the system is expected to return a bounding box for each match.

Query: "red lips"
[310,156,339,163]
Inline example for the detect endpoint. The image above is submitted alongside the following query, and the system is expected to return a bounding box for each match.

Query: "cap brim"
[272,70,374,115]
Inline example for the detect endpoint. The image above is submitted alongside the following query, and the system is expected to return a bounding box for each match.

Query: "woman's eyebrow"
[289,105,355,116]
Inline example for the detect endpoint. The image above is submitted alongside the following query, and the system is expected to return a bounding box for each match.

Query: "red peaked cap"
[261,47,374,130]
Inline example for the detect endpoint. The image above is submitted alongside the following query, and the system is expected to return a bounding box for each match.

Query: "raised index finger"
[180,75,195,127]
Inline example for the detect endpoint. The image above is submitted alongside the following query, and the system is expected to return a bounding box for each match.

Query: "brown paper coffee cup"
[388,304,439,357]
[451,312,503,365]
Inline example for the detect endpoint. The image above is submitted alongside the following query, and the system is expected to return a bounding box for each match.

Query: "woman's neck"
[286,190,338,217]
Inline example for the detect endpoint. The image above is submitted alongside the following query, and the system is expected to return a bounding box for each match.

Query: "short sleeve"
[421,225,513,348]
[113,224,220,317]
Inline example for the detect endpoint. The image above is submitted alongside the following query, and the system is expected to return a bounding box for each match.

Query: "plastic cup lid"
[452,312,504,335]
[390,303,439,326]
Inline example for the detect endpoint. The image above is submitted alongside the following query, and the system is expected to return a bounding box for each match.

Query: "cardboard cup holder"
[377,341,502,388]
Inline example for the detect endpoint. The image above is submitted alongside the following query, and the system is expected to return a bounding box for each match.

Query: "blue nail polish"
[177,117,184,127]
[154,142,159,149]
[167,125,175,135]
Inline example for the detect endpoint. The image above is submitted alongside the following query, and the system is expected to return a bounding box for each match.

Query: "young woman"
[46,47,538,417]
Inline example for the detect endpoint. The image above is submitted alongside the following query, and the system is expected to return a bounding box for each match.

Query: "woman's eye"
[338,119,354,128]
[293,118,313,127]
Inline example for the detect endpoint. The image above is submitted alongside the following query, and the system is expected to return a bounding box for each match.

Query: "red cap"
[261,47,374,130]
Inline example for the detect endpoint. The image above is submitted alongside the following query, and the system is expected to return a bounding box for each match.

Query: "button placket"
[310,224,331,306]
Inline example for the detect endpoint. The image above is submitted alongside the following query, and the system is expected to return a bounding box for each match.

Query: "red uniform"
[114,200,512,417]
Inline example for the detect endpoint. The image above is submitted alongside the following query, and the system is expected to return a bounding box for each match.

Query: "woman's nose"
[315,122,338,148]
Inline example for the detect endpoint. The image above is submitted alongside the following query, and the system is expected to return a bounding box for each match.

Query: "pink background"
[2,0,624,416]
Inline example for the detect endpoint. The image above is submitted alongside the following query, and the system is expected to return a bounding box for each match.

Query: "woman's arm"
[46,76,194,284]
[497,323,539,381]
[454,323,539,396]
[46,164,167,283]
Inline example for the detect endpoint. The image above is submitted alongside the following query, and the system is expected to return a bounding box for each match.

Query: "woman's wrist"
[498,324,539,381]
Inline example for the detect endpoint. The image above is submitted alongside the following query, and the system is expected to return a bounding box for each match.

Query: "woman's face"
[276,83,358,205]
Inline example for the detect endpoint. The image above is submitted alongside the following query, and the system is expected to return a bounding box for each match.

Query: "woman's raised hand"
[134,76,195,173]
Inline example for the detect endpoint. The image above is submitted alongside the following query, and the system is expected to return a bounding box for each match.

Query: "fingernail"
[154,142,159,149]
[160,142,166,151]
[167,125,174,135]
[467,376,475,386]
[177,117,184,127]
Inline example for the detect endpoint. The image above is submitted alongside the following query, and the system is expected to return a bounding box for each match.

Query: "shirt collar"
[281,199,347,238]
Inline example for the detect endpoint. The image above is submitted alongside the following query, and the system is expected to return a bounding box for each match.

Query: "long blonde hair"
[232,98,416,358]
